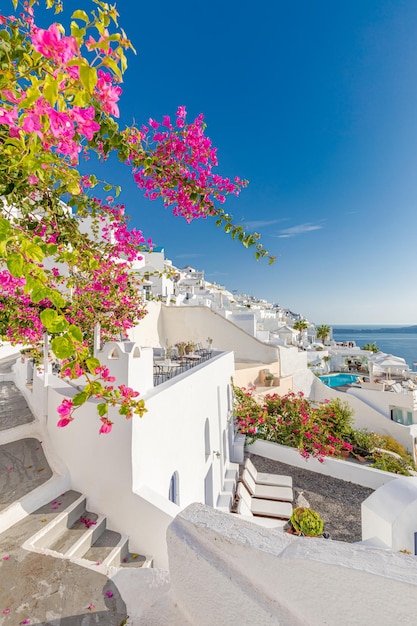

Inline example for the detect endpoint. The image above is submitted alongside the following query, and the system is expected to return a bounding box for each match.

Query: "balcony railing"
[153,350,214,386]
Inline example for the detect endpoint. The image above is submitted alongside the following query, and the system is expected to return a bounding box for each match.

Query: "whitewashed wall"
[277,345,308,378]
[247,439,397,490]
[132,304,281,364]
[362,477,417,553]
[167,503,417,626]
[133,351,235,511]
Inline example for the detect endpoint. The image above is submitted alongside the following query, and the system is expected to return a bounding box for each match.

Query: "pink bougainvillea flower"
[57,416,73,428]
[87,603,95,611]
[99,419,113,435]
[31,23,78,64]
[57,399,73,417]
[105,590,114,598]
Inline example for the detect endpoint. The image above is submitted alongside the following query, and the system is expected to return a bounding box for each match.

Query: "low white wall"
[277,345,308,378]
[133,304,281,365]
[311,377,414,452]
[129,301,164,348]
[167,503,417,626]
[246,439,397,490]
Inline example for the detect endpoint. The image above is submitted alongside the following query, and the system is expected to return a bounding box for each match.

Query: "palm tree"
[362,342,379,353]
[316,324,331,345]
[293,319,309,348]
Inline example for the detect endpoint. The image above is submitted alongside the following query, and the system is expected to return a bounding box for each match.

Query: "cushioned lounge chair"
[241,469,293,502]
[237,483,292,520]
[245,457,293,489]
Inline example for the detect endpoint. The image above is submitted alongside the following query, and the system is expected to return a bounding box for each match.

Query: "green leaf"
[51,335,75,359]
[97,402,108,417]
[72,391,88,406]
[48,289,66,308]
[67,325,83,343]
[43,78,58,106]
[6,253,24,277]
[50,315,68,333]
[39,309,68,333]
[79,62,97,95]
[24,242,44,262]
[0,219,11,238]
[31,285,49,303]
[40,309,58,329]
[71,9,89,22]
[85,357,100,375]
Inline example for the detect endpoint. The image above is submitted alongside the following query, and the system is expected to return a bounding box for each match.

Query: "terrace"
[153,343,214,385]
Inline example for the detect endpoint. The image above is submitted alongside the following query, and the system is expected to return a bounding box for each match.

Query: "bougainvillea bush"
[234,388,354,462]
[0,0,273,432]
[234,387,417,474]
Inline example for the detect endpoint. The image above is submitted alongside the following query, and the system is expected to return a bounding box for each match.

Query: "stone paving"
[0,492,127,626]
[0,361,130,625]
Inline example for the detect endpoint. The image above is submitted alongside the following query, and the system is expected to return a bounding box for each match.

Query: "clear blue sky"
[38,0,417,325]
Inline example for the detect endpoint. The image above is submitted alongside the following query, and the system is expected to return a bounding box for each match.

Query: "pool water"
[319,373,360,388]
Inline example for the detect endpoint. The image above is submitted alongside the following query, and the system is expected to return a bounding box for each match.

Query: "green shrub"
[369,452,414,476]
[290,507,324,536]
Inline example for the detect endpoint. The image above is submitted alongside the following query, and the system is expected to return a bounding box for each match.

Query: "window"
[168,471,179,505]
[204,418,210,461]
[391,407,413,426]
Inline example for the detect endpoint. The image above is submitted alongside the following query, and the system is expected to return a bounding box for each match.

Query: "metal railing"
[153,350,214,386]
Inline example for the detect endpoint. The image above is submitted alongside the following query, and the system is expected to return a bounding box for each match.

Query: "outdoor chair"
[241,468,293,502]
[236,483,292,520]
[245,457,293,488]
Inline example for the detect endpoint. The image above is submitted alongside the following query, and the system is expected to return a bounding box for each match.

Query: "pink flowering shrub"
[234,388,354,462]
[0,1,273,433]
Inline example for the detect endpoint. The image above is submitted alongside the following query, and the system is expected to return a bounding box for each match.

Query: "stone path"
[0,383,34,431]
[249,453,374,542]
[0,438,52,511]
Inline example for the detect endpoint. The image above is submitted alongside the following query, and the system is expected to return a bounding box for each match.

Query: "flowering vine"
[0,0,273,432]
[234,388,354,462]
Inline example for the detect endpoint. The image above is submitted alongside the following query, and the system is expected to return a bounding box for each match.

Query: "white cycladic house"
[13,339,239,568]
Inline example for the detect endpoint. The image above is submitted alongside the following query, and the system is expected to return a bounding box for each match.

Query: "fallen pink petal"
[6,466,12,471]
[105,590,114,598]
[3,608,10,614]
[3,555,9,560]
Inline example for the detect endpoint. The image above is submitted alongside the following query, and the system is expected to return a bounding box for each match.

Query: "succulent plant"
[290,507,324,537]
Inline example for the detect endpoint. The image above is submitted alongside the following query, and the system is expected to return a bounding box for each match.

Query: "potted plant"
[288,507,324,537]
[185,341,195,355]
[175,342,186,357]
[265,374,274,387]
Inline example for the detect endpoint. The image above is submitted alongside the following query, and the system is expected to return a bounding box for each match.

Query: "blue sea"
[332,325,417,370]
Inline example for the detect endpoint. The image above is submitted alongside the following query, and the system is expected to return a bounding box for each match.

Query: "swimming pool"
[319,373,360,388]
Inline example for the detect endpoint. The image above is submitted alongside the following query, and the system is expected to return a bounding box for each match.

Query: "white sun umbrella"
[371,354,408,379]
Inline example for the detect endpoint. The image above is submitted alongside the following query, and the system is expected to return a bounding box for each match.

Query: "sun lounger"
[237,483,292,520]
[235,495,287,528]
[241,469,293,502]
[245,457,293,488]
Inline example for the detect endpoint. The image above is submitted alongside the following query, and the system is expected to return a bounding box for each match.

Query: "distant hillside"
[333,326,417,334]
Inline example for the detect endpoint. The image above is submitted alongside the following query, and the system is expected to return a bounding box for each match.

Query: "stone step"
[25,494,153,570]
